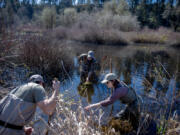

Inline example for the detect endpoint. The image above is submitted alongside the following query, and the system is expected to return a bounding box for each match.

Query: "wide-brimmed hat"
[101,73,117,84]
[29,74,44,83]
[87,50,94,58]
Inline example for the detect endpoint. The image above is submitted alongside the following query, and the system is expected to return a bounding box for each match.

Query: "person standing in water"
[84,73,140,130]
[78,50,99,83]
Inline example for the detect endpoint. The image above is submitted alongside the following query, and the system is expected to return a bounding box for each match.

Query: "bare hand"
[24,126,33,135]
[84,105,92,111]
[86,77,89,82]
[52,80,60,91]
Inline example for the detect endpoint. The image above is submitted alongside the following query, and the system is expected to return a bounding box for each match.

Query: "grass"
[32,94,104,135]
[166,119,180,135]
[0,32,15,58]
[0,27,180,135]
[130,28,169,44]
[168,32,180,48]
[32,93,137,135]
[12,23,180,46]
[141,56,180,135]
[69,26,128,46]
[30,57,179,135]
[17,24,180,46]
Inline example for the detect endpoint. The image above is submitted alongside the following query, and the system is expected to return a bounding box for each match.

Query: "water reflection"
[1,44,179,117]
[77,82,94,103]
[71,47,180,116]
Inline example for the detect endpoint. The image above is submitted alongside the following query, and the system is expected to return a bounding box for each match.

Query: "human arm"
[86,60,96,81]
[84,87,128,110]
[84,102,101,110]
[86,71,93,82]
[37,80,60,115]
[84,92,117,111]
[100,87,128,106]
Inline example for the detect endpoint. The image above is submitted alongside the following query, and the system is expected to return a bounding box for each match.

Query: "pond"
[1,44,180,123]
[59,44,180,120]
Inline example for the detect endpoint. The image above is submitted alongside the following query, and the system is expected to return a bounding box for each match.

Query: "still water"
[1,44,179,118]
[60,44,180,118]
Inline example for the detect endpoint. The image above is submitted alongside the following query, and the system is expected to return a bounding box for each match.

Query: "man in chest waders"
[78,50,99,83]
[0,74,60,135]
[85,73,140,131]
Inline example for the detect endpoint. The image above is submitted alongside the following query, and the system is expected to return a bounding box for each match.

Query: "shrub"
[60,8,77,26]
[19,35,73,81]
[69,25,128,45]
[41,7,57,29]
[51,26,68,40]
[97,11,140,32]
[104,0,130,15]
[112,15,139,31]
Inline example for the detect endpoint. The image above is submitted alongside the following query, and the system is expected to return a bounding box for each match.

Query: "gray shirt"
[12,82,46,103]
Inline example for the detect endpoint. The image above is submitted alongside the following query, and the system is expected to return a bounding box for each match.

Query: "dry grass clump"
[130,29,169,44]
[168,32,180,48]
[33,94,135,135]
[166,119,180,135]
[34,94,103,135]
[101,118,133,134]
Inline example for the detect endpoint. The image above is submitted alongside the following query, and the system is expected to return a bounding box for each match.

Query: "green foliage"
[163,5,180,31]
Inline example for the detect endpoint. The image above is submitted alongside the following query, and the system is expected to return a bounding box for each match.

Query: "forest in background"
[0,0,180,31]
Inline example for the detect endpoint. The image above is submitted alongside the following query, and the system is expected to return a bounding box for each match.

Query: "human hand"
[52,79,60,91]
[84,105,92,111]
[86,77,89,82]
[24,126,33,135]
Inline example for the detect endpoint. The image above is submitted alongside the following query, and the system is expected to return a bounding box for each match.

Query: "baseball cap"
[101,73,117,84]
[29,74,44,83]
[87,50,94,58]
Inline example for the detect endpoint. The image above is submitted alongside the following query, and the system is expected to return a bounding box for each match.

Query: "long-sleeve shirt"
[100,86,129,107]
[78,54,97,72]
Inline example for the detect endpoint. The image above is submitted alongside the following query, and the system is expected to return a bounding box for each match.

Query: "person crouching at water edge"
[84,73,140,130]
[0,74,60,135]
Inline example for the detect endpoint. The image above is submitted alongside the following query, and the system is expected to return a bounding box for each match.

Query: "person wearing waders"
[84,73,140,131]
[0,74,60,135]
[78,50,99,83]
